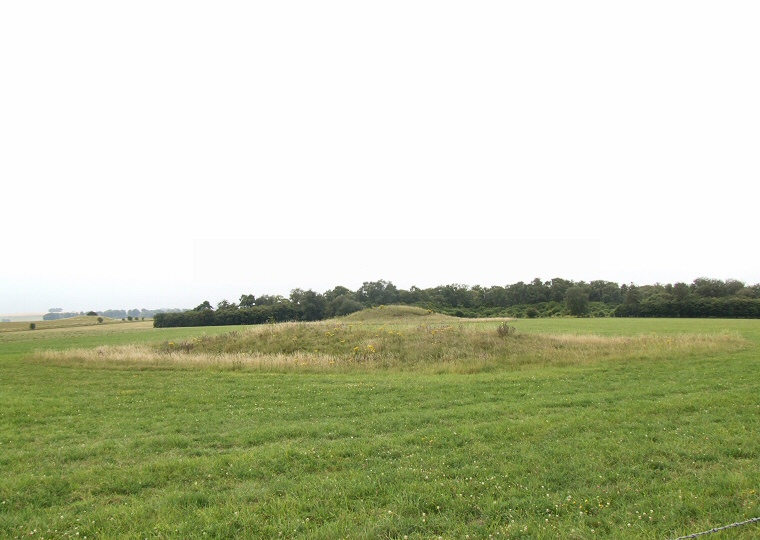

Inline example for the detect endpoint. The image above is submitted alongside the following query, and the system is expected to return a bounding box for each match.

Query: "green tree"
[549,277,573,302]
[324,286,352,303]
[216,299,237,311]
[357,280,399,306]
[565,286,590,316]
[505,281,529,305]
[725,279,745,296]
[527,278,551,303]
[400,285,430,305]
[290,289,326,321]
[333,297,364,317]
[624,284,641,306]
[738,284,760,299]
[435,284,475,308]
[692,278,731,298]
[325,291,363,318]
[673,282,691,302]
[193,300,213,311]
[589,280,621,304]
[254,294,285,306]
[483,286,507,308]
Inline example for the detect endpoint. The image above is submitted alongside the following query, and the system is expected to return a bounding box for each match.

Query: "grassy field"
[0,316,137,333]
[1,307,758,539]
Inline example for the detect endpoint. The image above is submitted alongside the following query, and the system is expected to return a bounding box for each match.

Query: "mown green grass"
[1,311,759,539]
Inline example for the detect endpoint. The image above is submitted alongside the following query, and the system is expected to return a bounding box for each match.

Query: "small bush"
[29,323,36,330]
[496,322,516,337]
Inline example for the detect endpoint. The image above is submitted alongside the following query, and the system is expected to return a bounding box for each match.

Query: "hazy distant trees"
[43,311,78,321]
[36,307,181,322]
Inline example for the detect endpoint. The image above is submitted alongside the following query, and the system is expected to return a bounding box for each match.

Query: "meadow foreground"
[1,309,758,539]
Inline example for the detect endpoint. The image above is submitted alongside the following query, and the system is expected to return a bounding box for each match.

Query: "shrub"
[29,323,36,330]
[496,322,516,337]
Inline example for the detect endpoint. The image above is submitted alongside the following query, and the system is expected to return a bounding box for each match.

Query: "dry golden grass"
[33,345,346,371]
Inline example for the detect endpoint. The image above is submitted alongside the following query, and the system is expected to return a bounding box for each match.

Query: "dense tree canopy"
[153,277,760,328]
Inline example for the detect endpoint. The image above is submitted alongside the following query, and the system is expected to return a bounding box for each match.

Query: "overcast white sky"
[2,1,758,314]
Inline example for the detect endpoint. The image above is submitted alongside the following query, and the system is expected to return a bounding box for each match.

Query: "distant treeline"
[153,277,760,328]
[43,308,184,321]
